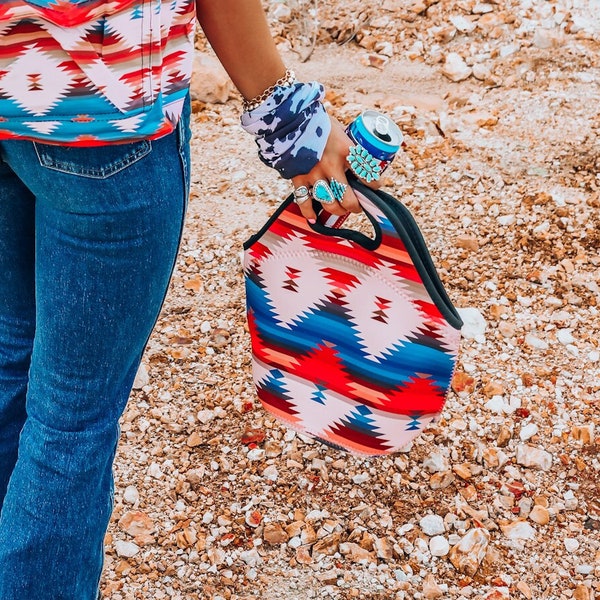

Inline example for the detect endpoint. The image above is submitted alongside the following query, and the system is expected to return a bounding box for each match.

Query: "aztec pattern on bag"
[244,192,462,456]
[0,0,195,144]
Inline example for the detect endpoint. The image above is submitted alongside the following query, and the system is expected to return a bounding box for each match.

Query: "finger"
[310,178,346,217]
[290,179,317,222]
[330,175,361,214]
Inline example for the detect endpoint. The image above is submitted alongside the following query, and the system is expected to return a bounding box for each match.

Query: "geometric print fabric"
[0,0,195,144]
[244,185,463,456]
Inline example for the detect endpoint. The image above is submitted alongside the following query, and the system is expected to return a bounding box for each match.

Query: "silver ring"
[312,179,336,204]
[293,185,311,205]
[329,178,347,202]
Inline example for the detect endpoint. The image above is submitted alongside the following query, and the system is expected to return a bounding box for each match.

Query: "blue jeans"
[0,103,191,599]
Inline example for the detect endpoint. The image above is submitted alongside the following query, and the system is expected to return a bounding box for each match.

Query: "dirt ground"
[101,1,599,599]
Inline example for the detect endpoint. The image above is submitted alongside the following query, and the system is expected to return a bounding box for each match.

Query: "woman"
[0,1,364,598]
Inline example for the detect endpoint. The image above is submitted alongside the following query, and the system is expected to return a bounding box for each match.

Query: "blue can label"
[346,110,402,173]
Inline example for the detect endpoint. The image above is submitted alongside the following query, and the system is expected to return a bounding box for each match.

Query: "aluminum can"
[346,110,402,174]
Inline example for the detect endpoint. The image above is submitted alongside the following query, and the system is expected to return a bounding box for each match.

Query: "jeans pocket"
[33,140,152,179]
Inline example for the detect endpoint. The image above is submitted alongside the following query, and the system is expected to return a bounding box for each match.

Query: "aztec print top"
[0,0,195,145]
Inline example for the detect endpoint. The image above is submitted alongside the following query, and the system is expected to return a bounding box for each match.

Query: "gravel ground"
[101,1,599,599]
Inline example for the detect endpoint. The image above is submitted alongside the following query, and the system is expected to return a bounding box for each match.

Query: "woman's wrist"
[242,68,297,112]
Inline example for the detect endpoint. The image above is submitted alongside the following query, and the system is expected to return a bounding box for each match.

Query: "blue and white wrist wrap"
[240,81,331,180]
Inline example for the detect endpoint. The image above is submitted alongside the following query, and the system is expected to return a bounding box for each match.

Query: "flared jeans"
[0,103,190,599]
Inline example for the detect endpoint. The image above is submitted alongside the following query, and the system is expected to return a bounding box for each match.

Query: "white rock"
[576,565,594,575]
[472,63,492,81]
[240,548,262,567]
[352,472,370,484]
[457,307,487,340]
[123,485,139,505]
[501,520,536,540]
[114,540,140,558]
[524,333,548,350]
[200,320,212,334]
[420,514,446,536]
[147,462,163,479]
[448,528,490,576]
[262,465,278,482]
[132,362,149,390]
[450,15,476,33]
[564,538,580,553]
[516,444,553,471]
[485,396,506,414]
[423,452,450,473]
[557,329,575,345]
[197,409,215,424]
[247,448,265,461]
[442,53,472,82]
[429,535,450,556]
[519,423,539,441]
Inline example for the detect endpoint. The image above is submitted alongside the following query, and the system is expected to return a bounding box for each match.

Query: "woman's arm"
[196,0,363,220]
[195,0,287,103]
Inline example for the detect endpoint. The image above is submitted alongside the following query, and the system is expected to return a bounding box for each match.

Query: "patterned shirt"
[0,0,195,145]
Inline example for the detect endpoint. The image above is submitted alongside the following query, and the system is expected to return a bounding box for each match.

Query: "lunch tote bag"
[243,178,463,456]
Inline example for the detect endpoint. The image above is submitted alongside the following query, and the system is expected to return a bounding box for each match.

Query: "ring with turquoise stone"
[312,179,336,204]
[329,178,347,202]
[347,144,382,183]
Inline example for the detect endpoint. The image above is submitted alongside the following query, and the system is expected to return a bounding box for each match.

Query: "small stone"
[422,573,445,599]
[449,528,490,576]
[516,581,532,599]
[442,52,472,82]
[429,535,450,557]
[528,505,550,525]
[524,333,548,350]
[313,533,342,556]
[423,452,450,473]
[373,536,393,560]
[339,542,376,564]
[420,514,446,536]
[573,586,590,600]
[453,463,473,480]
[114,540,140,558]
[519,423,539,441]
[430,471,454,489]
[118,511,155,544]
[263,523,289,545]
[457,307,487,340]
[564,538,580,553]
[497,426,512,447]
[190,53,235,104]
[123,485,139,506]
[572,424,595,445]
[516,444,552,471]
[245,510,262,528]
[500,520,536,540]
[132,362,149,390]
[186,431,203,447]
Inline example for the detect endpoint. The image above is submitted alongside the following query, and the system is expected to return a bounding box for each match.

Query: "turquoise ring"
[329,178,347,202]
[312,179,336,204]
[347,144,382,183]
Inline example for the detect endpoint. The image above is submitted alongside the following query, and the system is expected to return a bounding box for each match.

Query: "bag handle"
[313,179,463,330]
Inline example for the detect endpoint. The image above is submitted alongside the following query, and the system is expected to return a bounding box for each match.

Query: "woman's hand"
[290,116,379,223]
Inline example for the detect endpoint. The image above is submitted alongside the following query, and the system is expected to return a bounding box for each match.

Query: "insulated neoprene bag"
[243,179,463,456]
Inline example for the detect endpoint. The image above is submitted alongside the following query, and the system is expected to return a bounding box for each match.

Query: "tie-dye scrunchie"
[240,81,331,180]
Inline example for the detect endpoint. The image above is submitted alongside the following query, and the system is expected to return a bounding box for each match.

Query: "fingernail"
[308,218,316,224]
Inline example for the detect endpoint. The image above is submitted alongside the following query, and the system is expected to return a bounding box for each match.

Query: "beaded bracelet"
[242,68,297,112]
